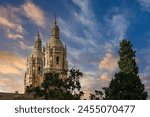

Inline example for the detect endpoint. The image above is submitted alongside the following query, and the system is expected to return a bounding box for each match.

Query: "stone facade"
[24,19,68,91]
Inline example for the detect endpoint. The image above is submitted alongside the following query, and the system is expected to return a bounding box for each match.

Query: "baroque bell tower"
[24,17,68,91]
[44,17,68,78]
[24,32,43,89]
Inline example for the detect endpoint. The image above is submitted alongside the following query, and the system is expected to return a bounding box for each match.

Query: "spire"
[51,15,59,38]
[37,31,40,38]
[34,31,42,49]
[35,31,41,42]
[54,14,57,25]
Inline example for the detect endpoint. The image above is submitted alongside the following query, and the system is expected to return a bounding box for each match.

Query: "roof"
[47,37,63,48]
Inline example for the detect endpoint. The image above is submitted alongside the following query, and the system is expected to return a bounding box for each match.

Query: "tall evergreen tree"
[104,39,147,100]
[118,40,138,74]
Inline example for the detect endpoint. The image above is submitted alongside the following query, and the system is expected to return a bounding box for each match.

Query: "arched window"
[38,67,40,72]
[56,56,59,64]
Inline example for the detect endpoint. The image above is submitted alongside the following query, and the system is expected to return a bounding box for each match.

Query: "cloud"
[72,0,94,25]
[138,0,150,12]
[80,72,109,99]
[0,51,26,74]
[0,0,46,40]
[18,41,32,50]
[22,1,46,27]
[97,8,130,82]
[0,5,24,40]
[0,1,46,93]
[99,53,119,81]
[0,51,25,93]
[72,0,90,15]
[59,0,103,69]
[100,73,112,81]
[139,73,150,97]
[137,46,150,94]
[59,1,128,95]
[0,16,23,34]
[110,14,129,39]
[72,0,101,42]
[104,13,129,46]
[0,74,23,93]
[7,33,23,40]
[59,17,101,71]
[99,53,118,72]
[0,17,14,28]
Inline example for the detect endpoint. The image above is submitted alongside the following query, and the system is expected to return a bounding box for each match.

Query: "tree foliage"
[89,90,104,100]
[104,39,147,100]
[25,68,84,100]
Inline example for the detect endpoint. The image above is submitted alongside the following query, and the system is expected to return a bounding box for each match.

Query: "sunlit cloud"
[0,75,23,93]
[7,33,23,40]
[100,73,112,81]
[0,5,24,40]
[99,52,119,81]
[80,72,109,98]
[22,0,46,27]
[99,53,118,72]
[0,0,46,40]
[0,17,14,28]
[0,51,26,74]
[0,51,25,93]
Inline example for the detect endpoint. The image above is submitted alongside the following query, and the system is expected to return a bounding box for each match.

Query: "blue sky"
[0,0,150,97]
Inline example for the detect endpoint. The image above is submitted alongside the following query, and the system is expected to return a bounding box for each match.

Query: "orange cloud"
[100,73,111,81]
[99,53,118,72]
[0,16,14,28]
[0,51,26,72]
[23,1,46,27]
[0,51,26,93]
[99,53,119,81]
[0,76,23,93]
[80,73,109,99]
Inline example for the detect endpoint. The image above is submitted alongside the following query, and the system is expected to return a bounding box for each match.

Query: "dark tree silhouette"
[89,90,104,100]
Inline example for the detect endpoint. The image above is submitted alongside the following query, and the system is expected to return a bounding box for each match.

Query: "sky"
[0,0,150,97]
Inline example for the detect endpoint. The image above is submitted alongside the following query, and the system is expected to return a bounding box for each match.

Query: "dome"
[47,37,63,48]
[31,49,43,58]
[46,17,63,48]
[51,24,59,38]
[30,32,42,58]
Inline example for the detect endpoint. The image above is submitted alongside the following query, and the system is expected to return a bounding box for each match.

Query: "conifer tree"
[104,39,147,100]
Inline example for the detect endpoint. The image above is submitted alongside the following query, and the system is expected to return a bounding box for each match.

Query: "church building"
[24,18,68,90]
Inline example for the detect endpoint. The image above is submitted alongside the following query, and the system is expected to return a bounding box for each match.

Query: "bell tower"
[44,17,68,78]
[24,32,43,89]
[24,17,68,91]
